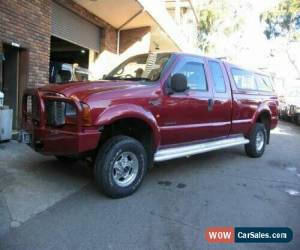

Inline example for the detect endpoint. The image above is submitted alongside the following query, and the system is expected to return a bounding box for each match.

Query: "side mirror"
[170,73,188,93]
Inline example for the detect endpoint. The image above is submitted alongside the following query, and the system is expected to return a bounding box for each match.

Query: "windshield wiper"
[103,76,122,80]
[103,76,152,81]
[126,77,152,81]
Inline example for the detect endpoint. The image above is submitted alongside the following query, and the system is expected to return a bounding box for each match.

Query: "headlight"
[65,102,77,125]
[45,99,92,126]
[65,103,77,117]
[46,100,77,126]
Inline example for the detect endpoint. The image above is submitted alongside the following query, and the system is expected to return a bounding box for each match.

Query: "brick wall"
[120,27,151,54]
[0,0,118,89]
[0,0,52,87]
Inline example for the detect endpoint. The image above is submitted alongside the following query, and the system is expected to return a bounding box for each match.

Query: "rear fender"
[250,104,272,143]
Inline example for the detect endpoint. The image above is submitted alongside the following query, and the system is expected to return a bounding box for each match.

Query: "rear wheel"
[94,136,147,198]
[245,123,267,158]
[296,114,300,126]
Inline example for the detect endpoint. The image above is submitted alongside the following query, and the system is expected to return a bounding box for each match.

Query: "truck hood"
[39,80,147,101]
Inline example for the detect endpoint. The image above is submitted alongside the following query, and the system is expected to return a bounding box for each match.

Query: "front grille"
[45,100,65,126]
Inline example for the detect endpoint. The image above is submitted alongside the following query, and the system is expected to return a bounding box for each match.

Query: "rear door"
[159,56,214,145]
[206,59,232,137]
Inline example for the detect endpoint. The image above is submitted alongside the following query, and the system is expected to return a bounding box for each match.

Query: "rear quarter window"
[255,74,273,92]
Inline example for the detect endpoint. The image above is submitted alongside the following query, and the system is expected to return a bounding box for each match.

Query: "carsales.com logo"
[205,227,293,244]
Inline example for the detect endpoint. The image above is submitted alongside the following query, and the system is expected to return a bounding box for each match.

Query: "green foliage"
[197,4,219,52]
[260,0,300,40]
[199,8,219,35]
[197,0,245,53]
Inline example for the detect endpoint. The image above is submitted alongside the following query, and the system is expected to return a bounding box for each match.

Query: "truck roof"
[170,52,271,77]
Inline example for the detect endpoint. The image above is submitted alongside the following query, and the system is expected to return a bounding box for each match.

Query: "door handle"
[208,98,214,112]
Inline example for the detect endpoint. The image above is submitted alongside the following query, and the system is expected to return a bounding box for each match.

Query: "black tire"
[55,155,77,163]
[245,123,267,158]
[94,135,147,198]
[296,114,300,126]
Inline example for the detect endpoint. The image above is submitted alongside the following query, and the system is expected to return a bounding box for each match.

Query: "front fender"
[95,104,161,148]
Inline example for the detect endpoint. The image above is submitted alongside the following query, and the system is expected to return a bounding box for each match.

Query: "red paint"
[22,53,278,156]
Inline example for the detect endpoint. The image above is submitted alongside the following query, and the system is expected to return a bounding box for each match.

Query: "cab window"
[208,61,226,93]
[176,62,207,91]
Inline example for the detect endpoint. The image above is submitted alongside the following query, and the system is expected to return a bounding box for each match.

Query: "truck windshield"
[105,53,171,82]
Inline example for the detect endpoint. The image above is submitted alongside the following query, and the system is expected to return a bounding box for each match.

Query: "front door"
[159,56,214,145]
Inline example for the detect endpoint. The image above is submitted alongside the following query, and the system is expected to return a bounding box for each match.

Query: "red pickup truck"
[22,52,278,198]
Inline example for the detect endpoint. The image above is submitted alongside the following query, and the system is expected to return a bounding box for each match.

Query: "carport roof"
[73,0,194,52]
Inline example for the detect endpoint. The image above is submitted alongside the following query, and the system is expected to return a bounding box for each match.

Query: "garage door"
[52,3,100,52]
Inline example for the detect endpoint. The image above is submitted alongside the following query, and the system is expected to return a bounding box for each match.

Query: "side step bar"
[154,137,249,162]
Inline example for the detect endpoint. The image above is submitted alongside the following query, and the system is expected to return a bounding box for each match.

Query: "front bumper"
[23,127,100,156]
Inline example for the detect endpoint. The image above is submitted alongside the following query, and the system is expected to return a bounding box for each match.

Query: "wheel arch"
[95,104,160,152]
[253,106,272,144]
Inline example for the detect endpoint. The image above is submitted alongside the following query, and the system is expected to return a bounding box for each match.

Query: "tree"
[260,0,300,77]
[196,0,245,53]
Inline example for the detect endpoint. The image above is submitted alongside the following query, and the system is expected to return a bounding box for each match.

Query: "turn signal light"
[82,103,92,126]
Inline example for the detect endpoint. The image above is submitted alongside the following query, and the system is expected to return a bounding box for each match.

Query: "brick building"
[0,0,198,129]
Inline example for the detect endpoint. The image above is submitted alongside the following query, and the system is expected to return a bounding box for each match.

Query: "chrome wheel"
[255,130,264,151]
[112,152,139,187]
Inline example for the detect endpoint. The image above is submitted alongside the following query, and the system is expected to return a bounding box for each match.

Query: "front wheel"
[94,136,147,198]
[245,123,267,158]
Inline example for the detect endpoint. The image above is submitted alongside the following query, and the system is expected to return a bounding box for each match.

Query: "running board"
[154,137,249,162]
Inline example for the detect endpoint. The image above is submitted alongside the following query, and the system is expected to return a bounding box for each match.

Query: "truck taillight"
[81,103,92,126]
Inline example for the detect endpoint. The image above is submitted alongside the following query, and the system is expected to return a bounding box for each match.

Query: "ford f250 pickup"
[22,52,278,198]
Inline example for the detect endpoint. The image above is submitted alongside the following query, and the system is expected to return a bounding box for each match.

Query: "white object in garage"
[0,107,13,141]
[0,91,4,108]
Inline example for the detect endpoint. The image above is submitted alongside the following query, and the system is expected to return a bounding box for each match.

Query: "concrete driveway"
[0,121,299,250]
